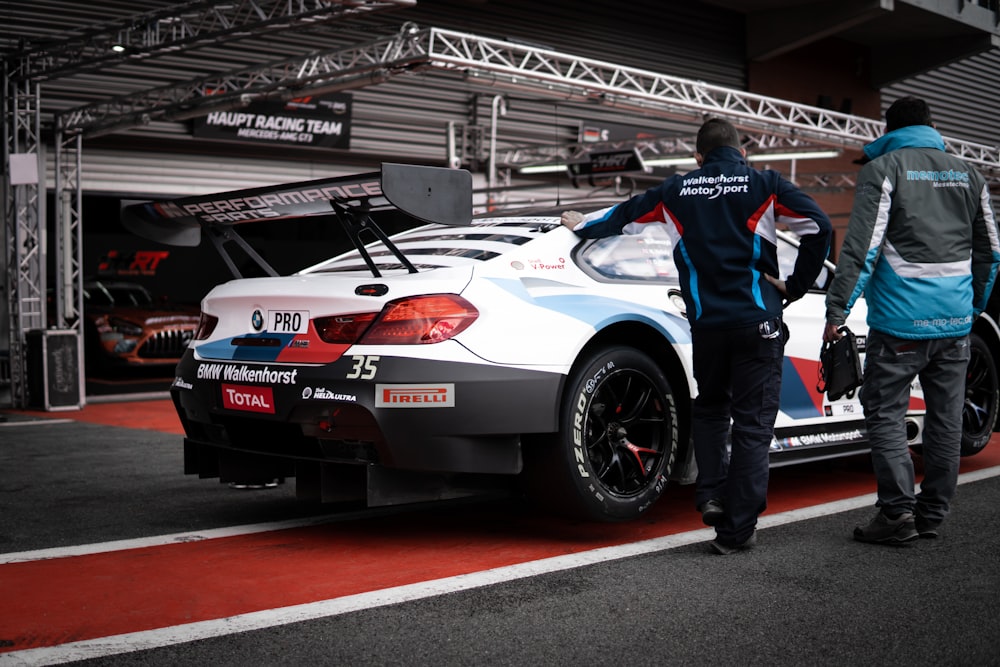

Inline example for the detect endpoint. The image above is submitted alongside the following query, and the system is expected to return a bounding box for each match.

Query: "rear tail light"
[313,294,478,346]
[360,294,478,345]
[194,313,219,340]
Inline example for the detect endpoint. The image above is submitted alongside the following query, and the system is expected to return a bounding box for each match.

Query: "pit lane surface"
[1,399,998,666]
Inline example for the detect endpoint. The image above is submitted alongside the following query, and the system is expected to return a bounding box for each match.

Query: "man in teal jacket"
[825,96,1000,544]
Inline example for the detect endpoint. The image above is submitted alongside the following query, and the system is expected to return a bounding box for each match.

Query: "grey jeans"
[861,330,970,522]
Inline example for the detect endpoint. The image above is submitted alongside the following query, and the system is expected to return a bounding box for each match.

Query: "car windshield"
[578,225,830,290]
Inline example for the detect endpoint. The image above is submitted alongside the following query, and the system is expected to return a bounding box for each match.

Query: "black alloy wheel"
[530,346,678,522]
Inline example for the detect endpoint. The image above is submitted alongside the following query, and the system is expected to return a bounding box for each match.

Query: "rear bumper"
[171,351,564,476]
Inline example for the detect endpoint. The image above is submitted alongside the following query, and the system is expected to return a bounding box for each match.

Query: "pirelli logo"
[375,383,454,408]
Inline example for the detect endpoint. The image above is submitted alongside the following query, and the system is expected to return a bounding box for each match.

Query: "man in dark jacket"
[825,97,1000,544]
[562,117,832,554]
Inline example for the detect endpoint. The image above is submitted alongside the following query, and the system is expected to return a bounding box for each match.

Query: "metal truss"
[57,22,432,136]
[54,131,84,334]
[57,25,1000,176]
[799,173,858,191]
[12,0,415,83]
[2,65,45,408]
[1,1,413,407]
[497,133,837,170]
[419,29,1000,175]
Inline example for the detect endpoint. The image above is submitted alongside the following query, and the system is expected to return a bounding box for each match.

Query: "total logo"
[221,383,275,414]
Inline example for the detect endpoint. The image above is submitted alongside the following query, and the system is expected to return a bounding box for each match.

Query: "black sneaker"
[853,511,918,544]
[710,530,757,555]
[699,499,725,526]
[915,516,941,539]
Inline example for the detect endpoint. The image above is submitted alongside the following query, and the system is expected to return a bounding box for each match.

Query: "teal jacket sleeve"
[825,162,885,326]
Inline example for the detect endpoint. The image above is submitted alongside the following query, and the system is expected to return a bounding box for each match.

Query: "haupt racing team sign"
[192,93,352,149]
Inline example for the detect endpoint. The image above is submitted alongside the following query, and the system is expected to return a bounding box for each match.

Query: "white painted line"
[0,419,74,428]
[3,464,999,666]
[86,391,170,404]
[0,516,343,565]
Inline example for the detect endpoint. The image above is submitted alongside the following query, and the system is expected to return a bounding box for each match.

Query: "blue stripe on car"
[196,332,298,362]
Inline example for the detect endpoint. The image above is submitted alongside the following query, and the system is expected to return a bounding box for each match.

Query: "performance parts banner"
[192,93,352,149]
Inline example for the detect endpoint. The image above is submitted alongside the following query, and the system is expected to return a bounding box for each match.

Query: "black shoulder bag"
[817,326,863,400]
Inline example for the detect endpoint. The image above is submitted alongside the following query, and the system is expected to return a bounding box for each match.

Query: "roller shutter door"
[881,49,1000,147]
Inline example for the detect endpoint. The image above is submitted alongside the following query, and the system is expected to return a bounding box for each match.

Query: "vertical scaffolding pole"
[54,128,86,405]
[3,57,47,408]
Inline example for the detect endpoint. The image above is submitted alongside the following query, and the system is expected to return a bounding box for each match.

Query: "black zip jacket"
[571,146,832,329]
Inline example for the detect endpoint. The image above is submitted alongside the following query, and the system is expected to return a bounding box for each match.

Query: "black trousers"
[691,317,784,545]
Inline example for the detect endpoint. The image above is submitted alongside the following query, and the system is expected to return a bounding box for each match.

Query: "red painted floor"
[10,398,185,435]
[3,400,1000,654]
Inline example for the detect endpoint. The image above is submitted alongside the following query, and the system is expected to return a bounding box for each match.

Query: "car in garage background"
[83,278,200,374]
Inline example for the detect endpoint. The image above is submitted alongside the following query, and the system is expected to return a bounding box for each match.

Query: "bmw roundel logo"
[251,309,264,331]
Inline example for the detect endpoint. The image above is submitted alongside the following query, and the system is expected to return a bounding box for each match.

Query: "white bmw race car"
[123,164,999,521]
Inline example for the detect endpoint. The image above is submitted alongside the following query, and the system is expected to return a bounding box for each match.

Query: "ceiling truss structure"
[11,0,416,84]
[5,14,1000,407]
[1,0,413,408]
[494,132,840,173]
[55,24,1000,173]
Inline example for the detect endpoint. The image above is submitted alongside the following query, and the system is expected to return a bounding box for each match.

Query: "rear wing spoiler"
[121,163,472,278]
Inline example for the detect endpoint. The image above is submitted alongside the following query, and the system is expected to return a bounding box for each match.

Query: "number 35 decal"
[346,355,379,380]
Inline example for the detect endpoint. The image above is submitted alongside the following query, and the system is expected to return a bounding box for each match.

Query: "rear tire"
[528,345,678,522]
[961,332,998,456]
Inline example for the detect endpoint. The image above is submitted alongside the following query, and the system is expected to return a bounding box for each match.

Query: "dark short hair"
[696,118,741,156]
[885,96,933,132]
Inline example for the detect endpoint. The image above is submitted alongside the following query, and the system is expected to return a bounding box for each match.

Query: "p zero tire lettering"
[572,391,589,476]
[526,345,679,522]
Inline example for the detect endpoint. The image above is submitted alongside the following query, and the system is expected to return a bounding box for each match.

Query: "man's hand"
[764,273,788,297]
[823,322,843,343]
[561,210,584,230]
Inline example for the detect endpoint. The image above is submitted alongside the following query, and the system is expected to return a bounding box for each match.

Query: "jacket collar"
[702,145,747,166]
[863,124,946,161]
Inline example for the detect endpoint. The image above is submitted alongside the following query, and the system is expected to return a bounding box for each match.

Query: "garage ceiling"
[1,1,745,194]
[3,0,1000,193]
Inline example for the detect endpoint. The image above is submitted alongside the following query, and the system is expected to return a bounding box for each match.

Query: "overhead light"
[110,44,126,53]
[747,150,840,162]
[645,149,840,168]
[643,156,697,168]
[520,149,841,174]
[519,163,572,174]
